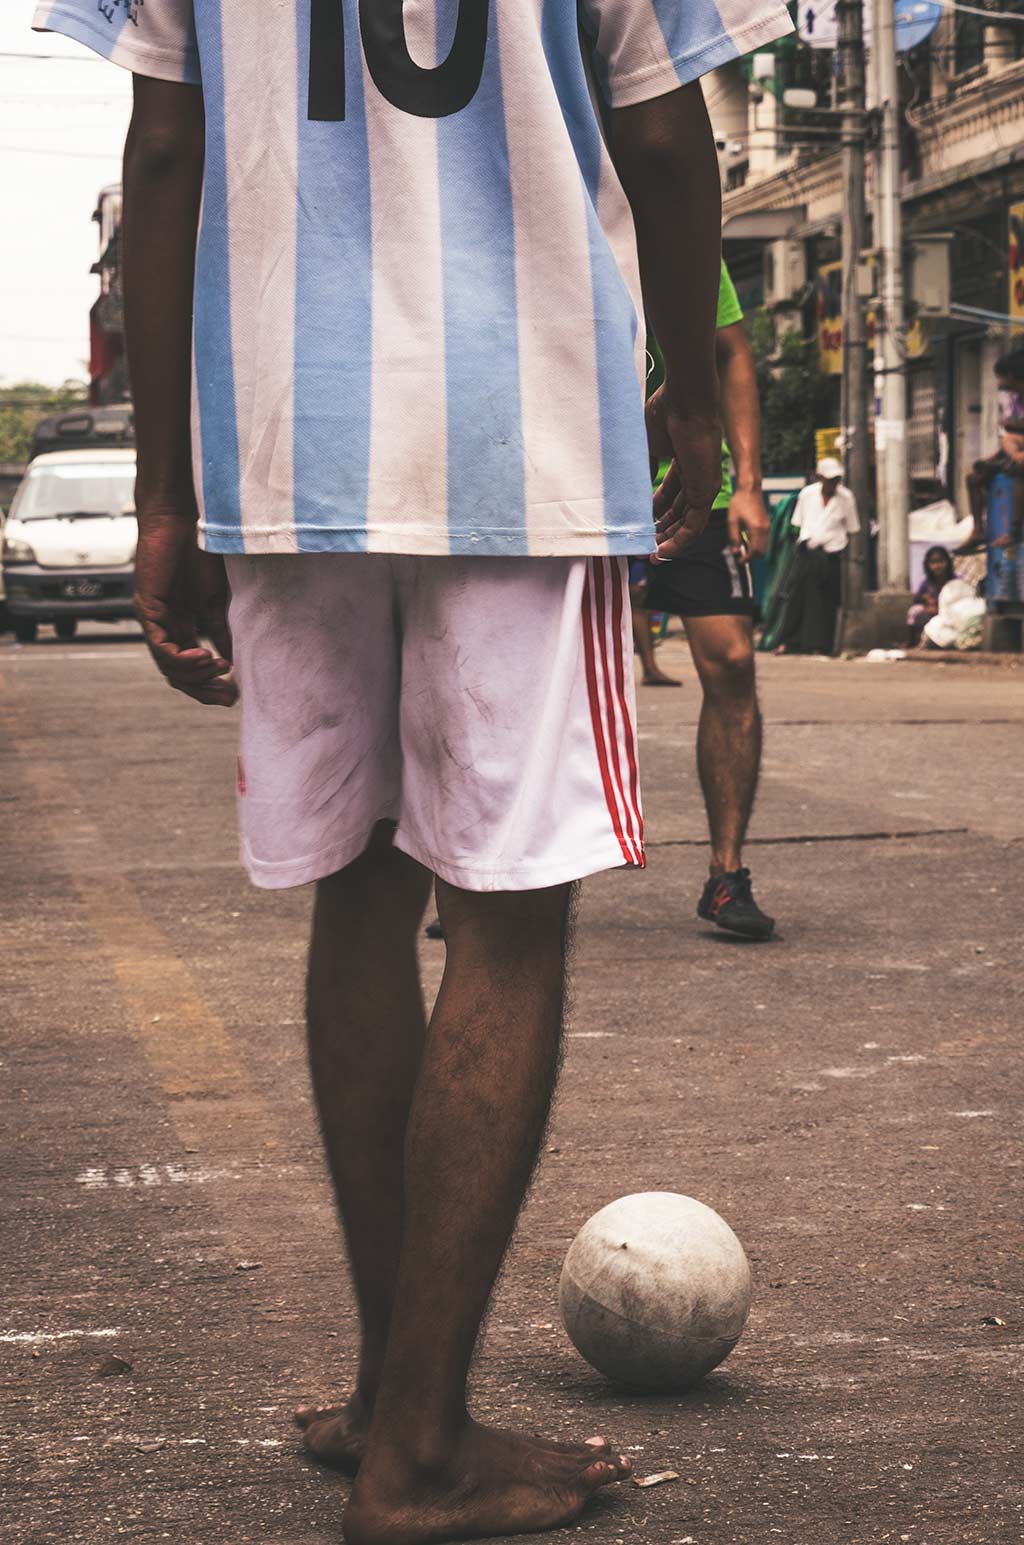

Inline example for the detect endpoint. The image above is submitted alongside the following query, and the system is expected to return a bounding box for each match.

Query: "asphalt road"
[1,620,1022,1545]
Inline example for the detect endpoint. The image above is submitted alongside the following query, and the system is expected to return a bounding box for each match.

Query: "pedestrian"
[641,261,775,939]
[629,558,681,686]
[963,349,1024,553]
[775,457,860,657]
[906,546,956,646]
[34,2,792,1541]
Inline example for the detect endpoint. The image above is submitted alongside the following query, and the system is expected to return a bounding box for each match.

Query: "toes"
[582,1458,628,1490]
[304,1417,340,1449]
[536,1434,610,1458]
[294,1404,340,1432]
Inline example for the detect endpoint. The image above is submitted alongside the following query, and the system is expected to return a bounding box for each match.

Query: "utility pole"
[873,0,910,590]
[837,0,870,631]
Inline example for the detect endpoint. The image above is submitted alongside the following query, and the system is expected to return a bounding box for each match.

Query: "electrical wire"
[930,0,1024,21]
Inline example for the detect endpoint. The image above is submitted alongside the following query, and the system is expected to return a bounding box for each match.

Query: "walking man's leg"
[345,880,629,1545]
[686,614,775,940]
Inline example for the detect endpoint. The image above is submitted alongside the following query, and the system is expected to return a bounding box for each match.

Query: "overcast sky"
[1,4,132,388]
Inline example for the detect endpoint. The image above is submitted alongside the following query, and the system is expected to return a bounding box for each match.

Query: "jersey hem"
[393,830,644,893]
[32,8,200,84]
[241,809,400,892]
[607,9,795,107]
[200,521,656,558]
[242,820,644,893]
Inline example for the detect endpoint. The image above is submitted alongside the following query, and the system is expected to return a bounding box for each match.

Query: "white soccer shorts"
[226,554,645,893]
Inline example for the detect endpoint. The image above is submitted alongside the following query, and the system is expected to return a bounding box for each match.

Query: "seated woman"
[907,546,956,646]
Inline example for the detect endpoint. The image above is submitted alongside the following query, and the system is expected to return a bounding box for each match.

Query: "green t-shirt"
[649,260,743,513]
[714,261,743,511]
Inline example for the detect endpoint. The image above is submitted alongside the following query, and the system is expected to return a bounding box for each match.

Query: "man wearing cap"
[776,458,859,656]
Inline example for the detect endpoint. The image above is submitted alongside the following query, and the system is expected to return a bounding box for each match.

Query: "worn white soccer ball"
[559,1192,752,1391]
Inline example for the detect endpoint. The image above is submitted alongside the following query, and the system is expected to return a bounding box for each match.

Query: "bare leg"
[299,834,614,1477]
[299,824,432,1468]
[344,880,629,1545]
[685,614,762,875]
[961,467,988,550]
[630,585,680,686]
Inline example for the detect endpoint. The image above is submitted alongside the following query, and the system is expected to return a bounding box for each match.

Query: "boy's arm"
[609,83,722,561]
[123,75,236,705]
[715,319,769,561]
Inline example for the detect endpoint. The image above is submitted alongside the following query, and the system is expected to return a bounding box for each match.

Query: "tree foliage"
[0,380,89,467]
[746,309,831,476]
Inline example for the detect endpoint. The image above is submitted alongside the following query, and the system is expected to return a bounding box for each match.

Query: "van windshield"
[15,463,136,521]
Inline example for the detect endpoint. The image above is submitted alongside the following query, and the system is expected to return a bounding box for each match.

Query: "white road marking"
[76,1164,238,1189]
[955,1110,995,1119]
[820,1065,880,1079]
[0,1328,121,1343]
[5,651,143,662]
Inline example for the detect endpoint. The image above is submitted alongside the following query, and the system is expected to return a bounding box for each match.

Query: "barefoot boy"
[34,3,792,1538]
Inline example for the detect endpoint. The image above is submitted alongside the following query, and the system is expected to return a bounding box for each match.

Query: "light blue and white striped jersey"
[34,1,792,557]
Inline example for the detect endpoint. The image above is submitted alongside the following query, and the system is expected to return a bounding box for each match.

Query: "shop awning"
[723,208,807,240]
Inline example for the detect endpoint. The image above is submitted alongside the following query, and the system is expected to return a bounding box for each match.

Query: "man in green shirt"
[641,262,775,940]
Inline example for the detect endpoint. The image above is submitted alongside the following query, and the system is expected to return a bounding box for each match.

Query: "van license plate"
[62,579,103,599]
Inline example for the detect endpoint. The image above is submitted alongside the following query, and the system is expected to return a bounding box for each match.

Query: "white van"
[2,449,138,643]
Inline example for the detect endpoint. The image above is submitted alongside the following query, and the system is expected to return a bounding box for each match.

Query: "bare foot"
[295,1398,613,1476]
[295,1394,371,1474]
[344,1421,631,1544]
[642,668,681,687]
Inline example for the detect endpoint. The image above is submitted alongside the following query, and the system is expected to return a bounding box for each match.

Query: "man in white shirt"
[776,457,860,655]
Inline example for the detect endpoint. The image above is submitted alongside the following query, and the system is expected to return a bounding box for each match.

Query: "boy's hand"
[727,488,770,562]
[646,384,722,562]
[134,511,237,706]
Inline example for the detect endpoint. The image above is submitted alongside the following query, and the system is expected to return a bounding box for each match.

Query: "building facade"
[88,184,128,406]
[709,12,1024,518]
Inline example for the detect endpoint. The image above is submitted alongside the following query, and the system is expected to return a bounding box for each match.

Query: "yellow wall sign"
[815,428,841,463]
[816,261,843,375]
[1010,202,1024,330]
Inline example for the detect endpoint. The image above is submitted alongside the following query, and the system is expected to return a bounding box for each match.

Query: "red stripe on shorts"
[582,563,635,866]
[591,559,642,865]
[606,558,645,863]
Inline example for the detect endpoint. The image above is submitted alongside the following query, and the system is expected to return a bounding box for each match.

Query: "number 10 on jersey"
[309,0,490,122]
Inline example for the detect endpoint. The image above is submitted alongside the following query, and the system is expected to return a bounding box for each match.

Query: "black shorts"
[639,514,756,619]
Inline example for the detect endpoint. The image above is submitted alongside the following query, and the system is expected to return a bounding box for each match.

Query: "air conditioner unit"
[763,239,807,307]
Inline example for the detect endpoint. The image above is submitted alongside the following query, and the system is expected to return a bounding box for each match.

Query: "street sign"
[798,2,840,49]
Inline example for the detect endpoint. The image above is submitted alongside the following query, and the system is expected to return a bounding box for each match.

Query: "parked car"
[2,449,138,643]
[30,403,134,461]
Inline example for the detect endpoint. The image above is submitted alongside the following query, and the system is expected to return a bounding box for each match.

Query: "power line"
[932,0,1024,19]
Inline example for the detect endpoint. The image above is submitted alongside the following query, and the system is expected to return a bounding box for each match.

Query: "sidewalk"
[1,629,1021,1544]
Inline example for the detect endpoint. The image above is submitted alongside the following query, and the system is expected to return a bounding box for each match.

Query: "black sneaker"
[424,916,445,941]
[697,868,775,940]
